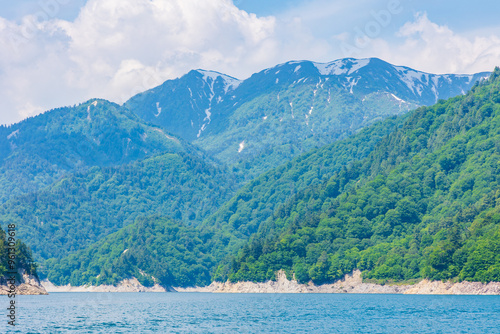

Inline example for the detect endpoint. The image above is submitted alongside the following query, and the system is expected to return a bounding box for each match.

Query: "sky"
[0,0,499,125]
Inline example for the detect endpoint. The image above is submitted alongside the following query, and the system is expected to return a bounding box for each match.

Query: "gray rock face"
[176,270,500,295]
[0,273,47,295]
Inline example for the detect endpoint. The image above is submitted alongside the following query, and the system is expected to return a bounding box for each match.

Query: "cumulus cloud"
[1,2,499,125]
[370,13,500,74]
[0,0,286,125]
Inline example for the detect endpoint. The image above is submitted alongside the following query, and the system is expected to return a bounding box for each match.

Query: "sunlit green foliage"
[0,151,238,261]
[222,69,500,285]
[45,216,214,287]
[6,68,500,289]
[0,225,38,281]
[0,99,186,202]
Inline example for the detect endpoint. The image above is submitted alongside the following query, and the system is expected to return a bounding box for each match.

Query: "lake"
[4,293,500,333]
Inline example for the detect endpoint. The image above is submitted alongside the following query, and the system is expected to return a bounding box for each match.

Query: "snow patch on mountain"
[238,141,245,153]
[196,70,242,93]
[197,123,207,138]
[347,59,370,75]
[391,94,404,103]
[313,58,370,76]
[204,109,212,123]
[394,67,426,96]
[155,102,162,117]
[7,129,19,140]
[345,77,360,94]
[314,59,347,76]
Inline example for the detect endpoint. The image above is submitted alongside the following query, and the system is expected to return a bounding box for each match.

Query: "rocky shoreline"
[0,274,48,295]
[175,270,500,295]
[37,270,500,295]
[41,277,171,293]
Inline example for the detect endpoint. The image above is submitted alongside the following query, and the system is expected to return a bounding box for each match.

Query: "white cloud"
[1,2,499,126]
[0,0,284,125]
[369,13,500,74]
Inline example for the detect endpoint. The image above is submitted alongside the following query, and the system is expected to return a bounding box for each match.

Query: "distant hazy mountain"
[125,58,489,177]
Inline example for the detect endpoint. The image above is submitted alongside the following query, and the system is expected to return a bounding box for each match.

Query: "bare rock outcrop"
[403,279,500,295]
[40,270,500,295]
[0,273,48,295]
[42,277,171,293]
[177,270,500,295]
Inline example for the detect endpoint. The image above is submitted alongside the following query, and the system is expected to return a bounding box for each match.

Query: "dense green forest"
[219,69,500,285]
[0,151,238,261]
[201,117,403,257]
[43,114,402,287]
[0,225,38,283]
[0,99,185,202]
[43,69,500,288]
[44,216,214,287]
[2,63,498,289]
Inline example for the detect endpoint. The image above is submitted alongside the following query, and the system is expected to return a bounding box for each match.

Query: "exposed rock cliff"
[0,273,47,295]
[41,277,171,293]
[40,270,500,294]
[175,270,500,295]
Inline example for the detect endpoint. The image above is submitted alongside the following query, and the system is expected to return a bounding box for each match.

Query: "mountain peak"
[312,58,372,76]
[192,69,242,92]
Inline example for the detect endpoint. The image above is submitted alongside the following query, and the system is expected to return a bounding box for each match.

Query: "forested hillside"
[0,99,184,202]
[44,216,214,288]
[127,58,488,178]
[201,117,403,255]
[0,225,38,282]
[0,149,238,261]
[2,61,497,290]
[44,114,402,287]
[221,69,500,285]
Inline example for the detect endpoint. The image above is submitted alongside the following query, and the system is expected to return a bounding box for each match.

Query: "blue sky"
[0,0,499,125]
[2,0,498,32]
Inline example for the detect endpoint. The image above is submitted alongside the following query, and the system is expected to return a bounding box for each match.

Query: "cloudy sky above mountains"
[1,0,499,125]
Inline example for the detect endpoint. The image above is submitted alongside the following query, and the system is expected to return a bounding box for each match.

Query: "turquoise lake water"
[3,293,500,333]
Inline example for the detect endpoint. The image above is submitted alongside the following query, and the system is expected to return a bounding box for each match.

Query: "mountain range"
[127,57,489,142]
[0,57,497,289]
[46,70,500,288]
[126,57,489,177]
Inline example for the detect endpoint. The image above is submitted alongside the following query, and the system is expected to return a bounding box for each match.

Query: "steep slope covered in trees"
[45,69,500,288]
[221,69,500,285]
[0,99,184,202]
[45,112,404,287]
[0,225,38,282]
[0,148,238,262]
[44,216,214,288]
[127,58,489,178]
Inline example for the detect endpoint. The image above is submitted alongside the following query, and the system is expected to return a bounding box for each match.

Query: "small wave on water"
[5,292,500,333]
